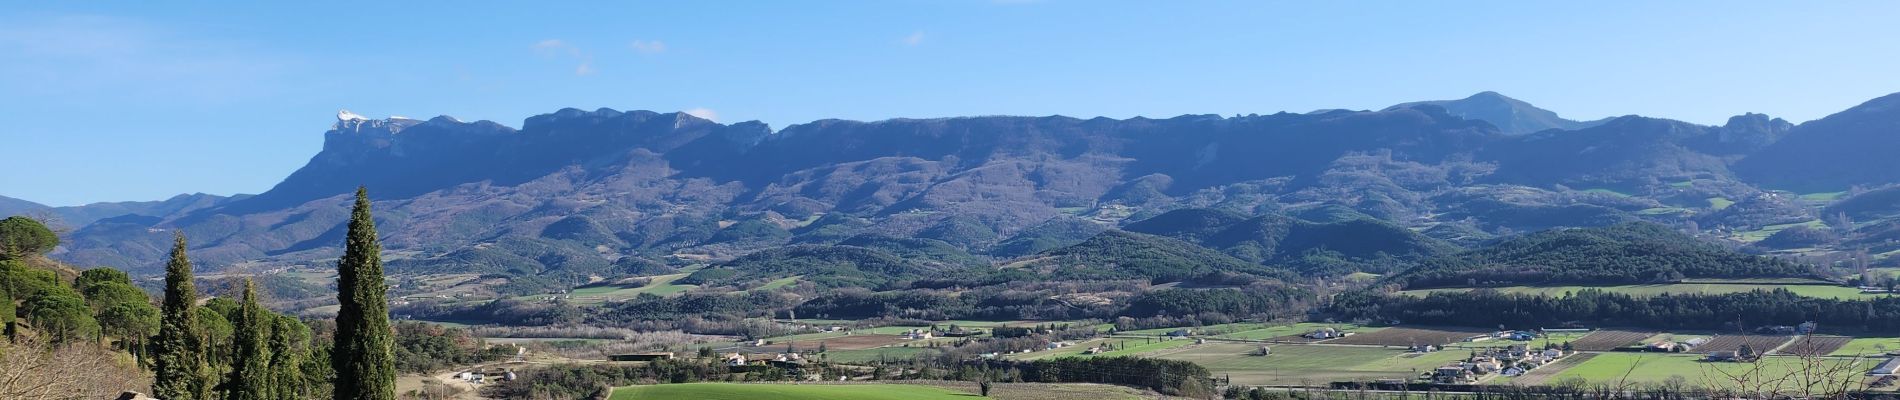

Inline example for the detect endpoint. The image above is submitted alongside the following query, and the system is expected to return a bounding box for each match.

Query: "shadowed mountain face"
[31,91,1900,274]
[0,195,48,220]
[1385,91,1609,135]
[1735,93,1900,192]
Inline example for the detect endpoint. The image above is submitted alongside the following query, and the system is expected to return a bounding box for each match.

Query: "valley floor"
[609,381,1169,400]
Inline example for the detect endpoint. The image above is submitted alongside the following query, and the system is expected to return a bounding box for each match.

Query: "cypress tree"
[226,279,272,400]
[268,315,311,399]
[0,288,14,341]
[333,187,395,400]
[153,232,206,400]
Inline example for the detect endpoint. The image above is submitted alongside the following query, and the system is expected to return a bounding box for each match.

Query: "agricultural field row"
[1398,283,1889,300]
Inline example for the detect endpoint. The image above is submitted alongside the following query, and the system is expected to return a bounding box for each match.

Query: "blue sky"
[3,1,1898,206]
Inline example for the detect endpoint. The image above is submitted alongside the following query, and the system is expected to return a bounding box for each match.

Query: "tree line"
[1331,288,1900,333]
[2,188,402,399]
[1386,222,1818,288]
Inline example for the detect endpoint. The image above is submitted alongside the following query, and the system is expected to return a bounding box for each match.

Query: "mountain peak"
[330,109,422,133]
[1386,91,1604,135]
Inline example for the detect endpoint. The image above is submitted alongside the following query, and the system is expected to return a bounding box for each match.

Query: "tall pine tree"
[268,315,312,399]
[226,279,272,400]
[333,187,395,400]
[0,287,14,341]
[153,232,206,400]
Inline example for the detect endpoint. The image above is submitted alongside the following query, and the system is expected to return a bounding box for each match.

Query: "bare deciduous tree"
[0,335,148,400]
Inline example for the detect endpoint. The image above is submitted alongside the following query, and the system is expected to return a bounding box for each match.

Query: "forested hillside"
[1385,222,1818,288]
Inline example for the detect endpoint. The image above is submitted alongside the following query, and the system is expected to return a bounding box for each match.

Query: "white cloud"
[902,31,925,46]
[532,39,577,56]
[684,107,719,122]
[533,39,593,76]
[629,39,667,54]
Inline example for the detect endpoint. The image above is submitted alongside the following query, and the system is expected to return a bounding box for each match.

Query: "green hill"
[681,245,937,289]
[1024,230,1290,283]
[1387,222,1818,288]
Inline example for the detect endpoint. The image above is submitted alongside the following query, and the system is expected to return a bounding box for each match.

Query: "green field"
[1342,272,1382,282]
[758,276,802,290]
[1008,336,1195,360]
[1544,353,1867,390]
[1399,283,1887,300]
[1157,343,1465,385]
[1799,191,1848,202]
[1516,331,1591,350]
[1639,207,1691,215]
[611,383,974,400]
[1832,337,1900,357]
[822,347,938,363]
[530,270,698,305]
[1581,188,1632,197]
[1117,322,1266,337]
[1708,197,1735,210]
[1733,220,1827,242]
[1212,323,1379,340]
[1088,337,1195,357]
[1011,338,1110,360]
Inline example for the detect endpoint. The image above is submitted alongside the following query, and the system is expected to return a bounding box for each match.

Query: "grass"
[1009,337,1196,360]
[610,383,977,400]
[1831,337,1900,357]
[822,347,939,363]
[1732,220,1827,242]
[1639,207,1691,215]
[767,330,858,342]
[1117,322,1266,336]
[529,269,699,305]
[1399,283,1889,300]
[1088,337,1195,357]
[1011,338,1110,360]
[1800,191,1848,202]
[1515,331,1592,350]
[1343,272,1382,282]
[758,276,802,290]
[1581,188,1632,197]
[1544,352,1866,390]
[1708,197,1735,210]
[1158,343,1466,386]
[1212,322,1379,340]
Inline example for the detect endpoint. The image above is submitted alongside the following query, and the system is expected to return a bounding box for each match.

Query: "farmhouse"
[1303,328,1343,339]
[904,329,934,340]
[1757,325,1798,335]
[1705,348,1759,362]
[1870,358,1900,376]
[1432,366,1474,384]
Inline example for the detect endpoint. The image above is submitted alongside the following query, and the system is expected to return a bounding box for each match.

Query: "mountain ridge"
[21,90,1900,277]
